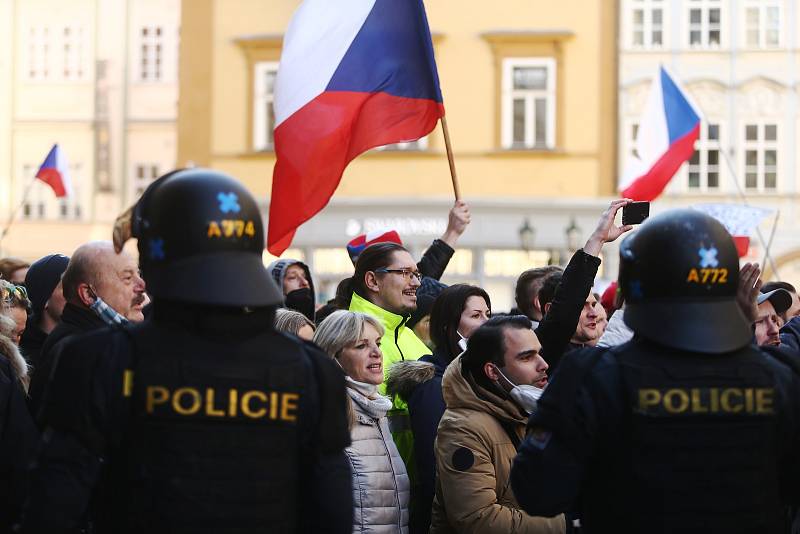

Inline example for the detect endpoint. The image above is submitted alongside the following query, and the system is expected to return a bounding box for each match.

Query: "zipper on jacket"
[394,317,406,361]
[376,420,404,529]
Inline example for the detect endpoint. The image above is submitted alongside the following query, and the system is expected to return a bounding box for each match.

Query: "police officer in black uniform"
[510,209,800,533]
[23,169,353,533]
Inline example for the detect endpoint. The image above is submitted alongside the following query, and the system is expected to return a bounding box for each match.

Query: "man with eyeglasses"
[347,242,431,499]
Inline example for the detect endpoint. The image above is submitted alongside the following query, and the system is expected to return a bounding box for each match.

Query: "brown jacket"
[430,357,565,534]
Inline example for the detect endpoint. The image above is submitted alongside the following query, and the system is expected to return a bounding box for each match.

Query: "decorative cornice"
[480,30,575,45]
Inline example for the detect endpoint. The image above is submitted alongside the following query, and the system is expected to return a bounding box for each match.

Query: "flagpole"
[761,210,780,279]
[0,177,37,250]
[685,88,776,273]
[440,116,461,200]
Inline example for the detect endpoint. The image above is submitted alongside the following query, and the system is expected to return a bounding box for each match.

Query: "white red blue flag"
[35,144,73,198]
[620,66,701,201]
[267,0,444,255]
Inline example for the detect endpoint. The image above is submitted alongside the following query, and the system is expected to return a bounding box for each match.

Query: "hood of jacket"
[349,292,407,332]
[267,259,315,296]
[597,307,634,348]
[385,360,436,404]
[441,355,528,425]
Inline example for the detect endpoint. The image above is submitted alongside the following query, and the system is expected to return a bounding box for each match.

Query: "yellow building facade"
[178,0,619,310]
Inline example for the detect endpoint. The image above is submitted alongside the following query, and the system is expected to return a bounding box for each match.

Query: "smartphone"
[622,201,650,225]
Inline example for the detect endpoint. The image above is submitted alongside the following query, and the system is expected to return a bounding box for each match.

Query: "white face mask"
[457,330,468,352]
[495,367,545,414]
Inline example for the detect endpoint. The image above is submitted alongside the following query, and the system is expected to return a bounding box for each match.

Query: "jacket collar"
[441,356,528,425]
[349,292,408,333]
[60,302,107,331]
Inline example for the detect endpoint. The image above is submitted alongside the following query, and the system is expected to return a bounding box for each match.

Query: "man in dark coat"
[19,254,69,368]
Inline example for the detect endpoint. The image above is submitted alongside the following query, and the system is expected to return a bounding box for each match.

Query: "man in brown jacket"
[430,315,566,533]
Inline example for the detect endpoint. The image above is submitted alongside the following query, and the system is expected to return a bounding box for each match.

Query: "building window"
[629,123,640,157]
[140,26,163,81]
[27,25,86,81]
[501,58,556,150]
[688,123,721,191]
[62,26,85,80]
[688,0,722,48]
[253,61,279,151]
[60,163,82,220]
[21,165,46,220]
[133,164,160,199]
[27,26,50,80]
[743,123,778,192]
[744,2,780,48]
[630,0,665,48]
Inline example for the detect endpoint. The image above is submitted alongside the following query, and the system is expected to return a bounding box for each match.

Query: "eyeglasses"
[374,268,422,282]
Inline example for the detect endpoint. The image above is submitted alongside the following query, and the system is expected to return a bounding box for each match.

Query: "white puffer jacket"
[346,387,410,534]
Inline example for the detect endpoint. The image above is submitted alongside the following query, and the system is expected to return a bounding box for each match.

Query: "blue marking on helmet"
[217,192,241,214]
[630,280,644,299]
[149,238,165,260]
[699,246,719,268]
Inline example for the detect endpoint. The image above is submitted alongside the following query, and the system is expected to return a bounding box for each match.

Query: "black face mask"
[285,287,315,322]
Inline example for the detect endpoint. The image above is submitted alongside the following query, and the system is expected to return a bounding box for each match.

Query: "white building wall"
[0,0,179,258]
[619,0,800,286]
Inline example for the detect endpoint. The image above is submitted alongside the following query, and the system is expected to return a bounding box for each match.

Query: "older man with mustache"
[28,241,146,423]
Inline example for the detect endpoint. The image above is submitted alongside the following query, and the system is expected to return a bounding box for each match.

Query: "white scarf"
[346,379,393,419]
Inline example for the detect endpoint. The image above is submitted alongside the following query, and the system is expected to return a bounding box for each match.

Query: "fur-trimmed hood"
[385,360,436,404]
[0,315,29,392]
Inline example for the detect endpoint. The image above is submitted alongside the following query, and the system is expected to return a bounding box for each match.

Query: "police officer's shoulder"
[272,330,345,381]
[299,336,346,376]
[556,344,618,381]
[759,344,800,377]
[53,326,133,382]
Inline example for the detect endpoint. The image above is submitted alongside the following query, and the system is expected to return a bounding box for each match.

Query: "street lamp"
[519,218,536,252]
[565,217,582,253]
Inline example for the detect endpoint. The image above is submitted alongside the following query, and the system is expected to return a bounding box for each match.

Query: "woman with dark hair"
[387,284,490,534]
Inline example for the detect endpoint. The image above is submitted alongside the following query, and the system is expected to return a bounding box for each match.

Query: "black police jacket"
[22,301,353,534]
[510,337,800,534]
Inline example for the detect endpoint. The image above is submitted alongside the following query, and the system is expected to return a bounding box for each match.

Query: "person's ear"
[364,271,380,293]
[77,283,95,307]
[533,295,542,313]
[484,361,500,381]
[543,302,552,316]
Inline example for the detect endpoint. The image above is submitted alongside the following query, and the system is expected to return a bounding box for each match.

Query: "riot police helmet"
[619,208,751,354]
[130,168,282,308]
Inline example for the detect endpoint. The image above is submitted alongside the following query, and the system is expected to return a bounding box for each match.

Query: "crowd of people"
[0,168,798,533]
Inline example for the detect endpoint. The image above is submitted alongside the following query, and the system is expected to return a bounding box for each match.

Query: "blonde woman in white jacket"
[314,310,410,534]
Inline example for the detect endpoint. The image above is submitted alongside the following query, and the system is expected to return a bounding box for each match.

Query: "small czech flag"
[35,144,73,198]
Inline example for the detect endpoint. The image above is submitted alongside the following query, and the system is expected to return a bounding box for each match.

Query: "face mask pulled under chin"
[495,366,545,415]
[457,330,468,352]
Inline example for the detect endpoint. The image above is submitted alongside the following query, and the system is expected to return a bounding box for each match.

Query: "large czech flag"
[267,0,445,255]
[620,66,701,201]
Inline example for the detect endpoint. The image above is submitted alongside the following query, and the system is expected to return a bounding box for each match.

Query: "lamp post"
[519,218,536,252]
[565,217,582,254]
